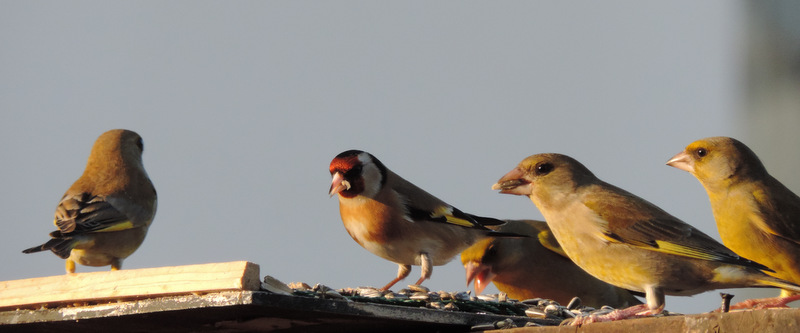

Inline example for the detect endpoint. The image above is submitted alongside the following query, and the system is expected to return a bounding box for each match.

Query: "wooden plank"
[0,261,260,310]
[3,290,798,332]
[491,308,800,333]
[0,291,540,332]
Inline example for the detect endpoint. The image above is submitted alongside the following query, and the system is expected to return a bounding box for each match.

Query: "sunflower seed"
[407,285,429,292]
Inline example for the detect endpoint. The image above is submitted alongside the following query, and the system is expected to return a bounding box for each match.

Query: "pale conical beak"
[465,261,495,295]
[492,167,531,196]
[666,151,694,173]
[329,172,350,197]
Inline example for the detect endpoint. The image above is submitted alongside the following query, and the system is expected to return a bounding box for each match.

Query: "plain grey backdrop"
[3,1,798,315]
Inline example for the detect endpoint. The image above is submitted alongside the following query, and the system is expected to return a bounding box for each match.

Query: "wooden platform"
[498,308,800,333]
[0,261,535,332]
[2,261,800,332]
[0,261,261,310]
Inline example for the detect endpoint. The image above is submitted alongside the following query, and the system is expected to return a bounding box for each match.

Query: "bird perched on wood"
[23,129,157,274]
[329,150,522,291]
[492,153,800,322]
[668,136,800,304]
[460,219,642,308]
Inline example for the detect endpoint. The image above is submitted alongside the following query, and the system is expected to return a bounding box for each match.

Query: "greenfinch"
[460,219,642,308]
[329,150,523,290]
[668,136,800,298]
[493,153,800,320]
[23,129,157,274]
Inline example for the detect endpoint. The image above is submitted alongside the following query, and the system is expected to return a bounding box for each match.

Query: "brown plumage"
[460,219,642,308]
[329,150,521,290]
[23,129,157,274]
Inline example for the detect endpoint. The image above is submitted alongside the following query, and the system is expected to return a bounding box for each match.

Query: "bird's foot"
[721,295,800,311]
[567,304,654,326]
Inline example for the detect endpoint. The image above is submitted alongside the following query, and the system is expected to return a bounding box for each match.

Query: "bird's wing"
[55,193,135,234]
[406,203,492,230]
[583,186,770,271]
[748,179,800,246]
[389,172,494,230]
[536,228,569,259]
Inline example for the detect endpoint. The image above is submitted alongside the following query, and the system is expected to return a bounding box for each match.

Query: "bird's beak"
[465,261,495,295]
[329,172,350,197]
[492,167,531,195]
[666,151,694,173]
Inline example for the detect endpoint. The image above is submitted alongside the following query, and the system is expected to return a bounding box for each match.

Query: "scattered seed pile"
[276,279,636,326]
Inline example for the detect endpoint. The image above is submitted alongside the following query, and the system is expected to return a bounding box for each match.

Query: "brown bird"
[329,150,522,290]
[493,153,800,322]
[460,219,642,308]
[23,129,157,274]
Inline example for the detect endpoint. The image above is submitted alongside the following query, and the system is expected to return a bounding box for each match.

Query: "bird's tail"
[754,273,800,294]
[467,215,530,237]
[487,230,529,238]
[21,244,47,254]
[21,231,77,259]
[468,214,507,226]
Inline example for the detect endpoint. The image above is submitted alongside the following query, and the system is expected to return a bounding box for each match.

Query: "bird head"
[667,136,767,187]
[461,238,499,295]
[82,129,149,187]
[492,153,596,207]
[329,150,387,199]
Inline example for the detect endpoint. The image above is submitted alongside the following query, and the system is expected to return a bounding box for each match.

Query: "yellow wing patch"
[537,230,568,258]
[654,240,720,261]
[97,221,135,232]
[432,206,475,228]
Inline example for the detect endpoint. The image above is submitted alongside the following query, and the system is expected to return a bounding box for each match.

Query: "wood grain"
[0,261,260,310]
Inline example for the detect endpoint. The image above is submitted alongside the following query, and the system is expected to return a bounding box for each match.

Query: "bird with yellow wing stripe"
[23,129,157,274]
[329,150,522,291]
[493,153,800,323]
[461,219,642,308]
[668,136,800,308]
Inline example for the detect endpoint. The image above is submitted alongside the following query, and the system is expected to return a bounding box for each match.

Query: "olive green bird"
[460,219,642,308]
[668,136,800,306]
[23,129,157,274]
[493,153,800,322]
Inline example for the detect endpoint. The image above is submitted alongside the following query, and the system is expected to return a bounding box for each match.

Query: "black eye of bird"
[535,162,554,175]
[696,148,707,158]
[348,165,363,177]
[484,244,498,260]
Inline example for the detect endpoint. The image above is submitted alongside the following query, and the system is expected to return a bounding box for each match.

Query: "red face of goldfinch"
[329,150,386,199]
[328,149,524,291]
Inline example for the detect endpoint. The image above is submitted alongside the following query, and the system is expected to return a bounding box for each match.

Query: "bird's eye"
[348,165,363,176]
[136,137,144,152]
[695,148,707,158]
[485,244,498,259]
[535,162,554,175]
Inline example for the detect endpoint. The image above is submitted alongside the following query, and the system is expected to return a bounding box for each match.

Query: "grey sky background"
[3,1,793,315]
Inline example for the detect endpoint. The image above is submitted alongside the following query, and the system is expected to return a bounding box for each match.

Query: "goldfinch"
[329,150,521,291]
[668,137,800,299]
[493,153,800,321]
[460,219,642,308]
[23,129,157,274]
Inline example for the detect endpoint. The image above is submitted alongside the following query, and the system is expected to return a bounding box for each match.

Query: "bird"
[668,136,800,303]
[329,149,523,291]
[492,153,800,322]
[460,219,643,308]
[23,129,157,274]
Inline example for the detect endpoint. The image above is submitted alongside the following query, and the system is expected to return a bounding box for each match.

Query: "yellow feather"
[654,240,719,261]
[98,221,135,232]
[444,215,475,227]
[432,206,475,227]
[537,230,568,258]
